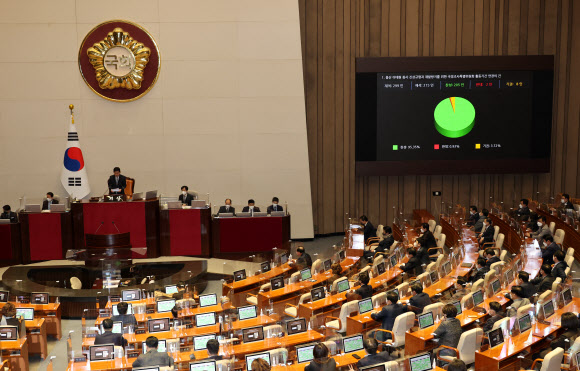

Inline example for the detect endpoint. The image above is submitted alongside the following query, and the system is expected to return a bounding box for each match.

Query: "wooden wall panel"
[299,0,580,234]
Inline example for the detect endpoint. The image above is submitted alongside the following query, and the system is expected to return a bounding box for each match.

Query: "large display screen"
[356,56,553,175]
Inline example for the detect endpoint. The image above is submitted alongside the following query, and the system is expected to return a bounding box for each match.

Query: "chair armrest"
[366,237,380,244]
[530,358,544,371]
[428,247,443,254]
[246,293,257,298]
[285,303,297,310]
[374,252,386,259]
[373,329,394,344]
[435,345,459,362]
[324,316,341,329]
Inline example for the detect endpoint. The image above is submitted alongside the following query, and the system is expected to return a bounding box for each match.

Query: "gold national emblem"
[87,28,151,90]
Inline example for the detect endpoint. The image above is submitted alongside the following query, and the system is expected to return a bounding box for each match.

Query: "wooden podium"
[81,232,134,266]
[86,232,131,249]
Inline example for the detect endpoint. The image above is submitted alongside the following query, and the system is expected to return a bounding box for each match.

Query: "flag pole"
[69,104,74,124]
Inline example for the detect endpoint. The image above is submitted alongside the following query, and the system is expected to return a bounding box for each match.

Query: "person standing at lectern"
[267,197,284,214]
[178,186,196,206]
[108,167,126,195]
[1,205,18,223]
[242,199,261,214]
[42,192,59,210]
[218,199,235,214]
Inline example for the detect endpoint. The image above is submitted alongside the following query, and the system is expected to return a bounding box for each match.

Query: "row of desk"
[0,200,291,265]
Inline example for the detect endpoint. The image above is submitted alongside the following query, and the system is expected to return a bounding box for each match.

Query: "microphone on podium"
[94,222,104,234]
[112,221,121,233]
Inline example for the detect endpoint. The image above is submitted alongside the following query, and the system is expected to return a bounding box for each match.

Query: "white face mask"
[249,206,254,209]
[537,222,542,227]
[420,229,425,233]
[47,197,52,201]
[519,204,523,208]
[543,241,547,247]
[484,223,488,227]
[561,199,566,204]
[470,211,475,215]
[272,203,278,207]
[182,191,187,196]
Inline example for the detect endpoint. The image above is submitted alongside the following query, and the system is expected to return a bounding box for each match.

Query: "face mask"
[420,229,425,233]
[249,206,254,209]
[182,191,187,196]
[484,223,488,227]
[519,204,523,209]
[561,199,566,204]
[543,241,547,247]
[47,198,51,201]
[470,211,474,215]
[272,203,278,207]
[537,222,542,227]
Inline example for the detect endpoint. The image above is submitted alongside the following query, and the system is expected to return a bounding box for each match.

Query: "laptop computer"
[337,279,350,293]
[167,201,182,209]
[296,344,316,364]
[376,261,386,275]
[408,353,433,371]
[358,298,373,314]
[518,313,532,333]
[360,364,387,371]
[311,287,325,302]
[242,326,264,343]
[301,268,312,281]
[50,204,65,212]
[217,212,235,218]
[270,276,285,290]
[165,285,178,294]
[323,259,332,271]
[237,212,251,218]
[487,328,505,348]
[189,360,216,371]
[562,288,572,306]
[418,312,434,329]
[450,300,462,316]
[25,204,41,213]
[145,190,158,200]
[148,318,170,333]
[132,193,144,201]
[342,334,364,353]
[0,326,17,341]
[193,334,216,351]
[233,269,246,282]
[286,318,307,335]
[270,211,285,217]
[261,261,271,273]
[245,352,271,371]
[237,305,258,321]
[252,212,267,217]
[190,200,206,208]
[156,299,176,313]
[199,294,217,308]
[31,292,49,304]
[16,308,34,321]
[0,291,9,303]
[89,344,115,361]
[195,312,216,327]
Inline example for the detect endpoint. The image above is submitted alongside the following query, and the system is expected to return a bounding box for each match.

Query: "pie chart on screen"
[434,97,476,138]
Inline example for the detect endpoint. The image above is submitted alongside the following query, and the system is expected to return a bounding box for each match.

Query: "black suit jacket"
[363,222,376,242]
[108,175,127,194]
[376,235,395,254]
[516,206,531,217]
[480,225,495,243]
[470,266,490,283]
[267,204,284,213]
[409,292,432,313]
[218,205,235,214]
[94,330,127,347]
[354,284,373,299]
[0,212,18,223]
[416,246,431,266]
[562,201,575,210]
[305,358,337,371]
[541,242,559,265]
[482,313,505,333]
[178,193,195,206]
[401,256,423,276]
[486,256,500,268]
[520,282,535,298]
[530,275,555,294]
[417,231,437,249]
[356,352,394,368]
[371,303,408,332]
[241,206,261,213]
[552,261,568,281]
[42,199,59,210]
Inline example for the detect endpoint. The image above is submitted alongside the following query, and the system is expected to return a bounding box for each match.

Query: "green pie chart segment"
[434,97,475,138]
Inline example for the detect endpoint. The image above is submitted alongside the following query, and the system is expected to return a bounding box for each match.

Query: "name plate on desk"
[105,194,126,202]
[110,296,121,302]
[186,324,194,329]
[47,312,56,317]
[128,353,140,358]
[74,356,87,363]
[135,329,146,334]
[10,351,20,356]
[85,333,97,338]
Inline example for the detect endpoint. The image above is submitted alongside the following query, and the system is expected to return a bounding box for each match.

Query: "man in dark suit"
[479,218,494,247]
[132,336,174,368]
[541,235,559,266]
[473,209,489,233]
[516,271,535,298]
[482,301,505,333]
[205,339,223,360]
[371,291,408,341]
[217,199,235,214]
[467,206,479,227]
[552,251,568,281]
[178,186,196,206]
[42,192,59,211]
[95,318,127,347]
[416,223,437,250]
[242,199,261,214]
[485,248,501,268]
[352,272,373,299]
[530,264,556,295]
[559,193,575,211]
[290,246,312,270]
[516,198,531,219]
[408,283,431,314]
[267,197,284,214]
[110,302,137,328]
[0,205,18,223]
[363,226,395,263]
[400,248,423,277]
[359,215,376,242]
[356,338,393,368]
[107,167,127,195]
[469,258,489,283]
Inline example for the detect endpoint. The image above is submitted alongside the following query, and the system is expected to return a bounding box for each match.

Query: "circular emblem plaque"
[78,20,161,102]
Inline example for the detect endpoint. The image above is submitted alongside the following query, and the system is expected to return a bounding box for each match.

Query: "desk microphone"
[94,222,104,234]
[112,221,120,233]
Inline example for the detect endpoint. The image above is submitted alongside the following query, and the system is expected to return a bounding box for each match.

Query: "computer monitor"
[323,259,332,271]
[193,334,216,351]
[490,279,501,295]
[338,250,346,261]
[234,269,246,282]
[31,292,49,304]
[142,340,166,354]
[418,312,434,330]
[245,352,271,371]
[145,190,158,200]
[270,276,285,290]
[409,353,433,371]
[343,334,364,353]
[199,294,217,308]
[280,253,288,264]
[237,305,258,321]
[390,255,398,268]
[156,299,175,313]
[376,261,386,275]
[562,288,572,306]
[518,313,532,333]
[122,289,141,302]
[487,328,505,348]
[16,308,34,321]
[89,344,115,361]
[358,298,373,314]
[542,300,555,319]
[442,262,451,276]
[0,326,18,341]
[165,285,178,294]
[576,352,580,369]
[112,303,133,316]
[301,268,312,281]
[429,271,439,284]
[504,269,513,284]
[261,261,271,273]
[472,290,484,307]
[360,364,387,371]
[296,344,316,364]
[147,318,170,333]
[242,326,264,343]
[189,360,217,371]
[195,312,216,327]
[311,287,325,302]
[0,291,8,303]
[286,318,307,335]
[337,279,350,293]
[450,301,462,316]
[134,367,161,371]
[112,321,123,334]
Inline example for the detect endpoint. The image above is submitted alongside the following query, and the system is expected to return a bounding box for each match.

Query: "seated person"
[447,360,467,371]
[362,226,394,263]
[526,216,551,244]
[416,223,437,262]
[155,282,186,300]
[467,206,479,226]
[0,205,18,223]
[110,301,137,328]
[305,342,336,371]
[107,167,127,195]
[42,192,59,210]
[95,318,127,347]
[540,235,559,266]
[356,338,393,368]
[242,199,261,213]
[433,304,462,357]
[371,291,408,340]
[473,209,489,233]
[205,338,223,360]
[482,301,505,332]
[218,198,235,214]
[559,193,575,211]
[516,198,531,219]
[535,312,579,361]
[516,271,535,299]
[469,257,489,283]
[479,218,494,247]
[119,277,136,287]
[290,246,312,270]
[505,286,530,318]
[132,336,174,368]
[408,283,431,314]
[400,248,423,277]
[0,303,20,327]
[351,272,372,299]
[451,278,470,301]
[485,248,500,268]
[530,264,556,296]
[252,358,272,371]
[179,185,197,206]
[328,263,342,284]
[266,197,284,213]
[552,250,568,281]
[359,215,376,242]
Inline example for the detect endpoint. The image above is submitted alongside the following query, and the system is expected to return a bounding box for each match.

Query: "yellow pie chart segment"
[434,97,475,138]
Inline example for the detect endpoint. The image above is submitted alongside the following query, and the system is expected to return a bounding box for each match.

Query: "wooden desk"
[25,318,48,360]
[159,207,211,258]
[226,314,278,332]
[271,350,367,371]
[99,302,230,325]
[0,222,22,266]
[231,330,324,358]
[0,302,62,340]
[0,338,28,371]
[19,211,72,263]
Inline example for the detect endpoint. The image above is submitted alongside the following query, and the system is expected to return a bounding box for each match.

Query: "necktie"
[226,206,229,211]
[116,177,119,185]
[274,205,277,211]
